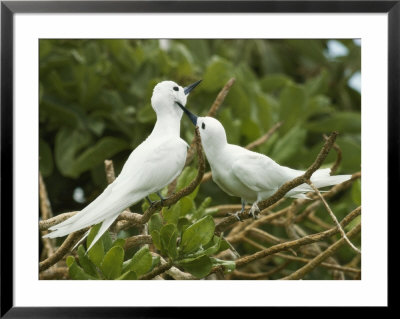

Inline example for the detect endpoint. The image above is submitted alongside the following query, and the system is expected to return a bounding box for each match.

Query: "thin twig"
[307,181,361,254]
[139,260,174,280]
[39,172,55,258]
[39,267,69,280]
[207,78,236,117]
[275,253,360,274]
[230,261,290,279]
[104,159,116,183]
[210,207,360,274]
[185,78,235,165]
[323,134,342,174]
[245,121,283,150]
[124,235,152,251]
[39,229,88,272]
[281,222,361,280]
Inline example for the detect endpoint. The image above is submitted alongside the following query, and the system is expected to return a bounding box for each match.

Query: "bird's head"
[151,80,201,118]
[175,102,227,147]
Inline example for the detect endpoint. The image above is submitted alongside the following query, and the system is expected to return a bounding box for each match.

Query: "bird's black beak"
[183,80,202,95]
[176,102,198,126]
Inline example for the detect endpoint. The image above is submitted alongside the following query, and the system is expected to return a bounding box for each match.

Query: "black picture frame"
[1,0,395,317]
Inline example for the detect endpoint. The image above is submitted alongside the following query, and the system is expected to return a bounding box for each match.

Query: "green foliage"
[42,39,360,280]
[67,233,157,280]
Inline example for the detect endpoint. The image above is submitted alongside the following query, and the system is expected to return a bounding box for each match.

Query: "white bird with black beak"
[44,80,201,250]
[176,103,351,220]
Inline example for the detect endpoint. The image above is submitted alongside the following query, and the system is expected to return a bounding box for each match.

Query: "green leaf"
[77,245,98,277]
[117,270,138,280]
[202,236,222,256]
[260,74,292,92]
[112,238,126,249]
[54,128,91,178]
[202,57,234,92]
[180,215,215,254]
[177,217,190,235]
[148,213,163,234]
[193,197,212,220]
[102,231,114,253]
[160,224,179,259]
[279,84,307,134]
[150,230,162,250]
[66,256,97,280]
[39,138,54,177]
[87,224,105,267]
[100,246,124,279]
[351,179,361,206]
[210,257,236,273]
[179,255,212,278]
[305,69,329,95]
[137,103,156,123]
[270,125,307,165]
[162,203,181,225]
[149,255,161,272]
[69,137,130,178]
[176,167,197,191]
[122,246,153,276]
[305,111,361,134]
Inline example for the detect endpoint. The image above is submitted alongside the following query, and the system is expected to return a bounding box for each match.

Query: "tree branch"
[39,228,88,272]
[282,222,361,280]
[210,206,360,274]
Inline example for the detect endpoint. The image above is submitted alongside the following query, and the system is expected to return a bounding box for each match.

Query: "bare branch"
[39,228,88,272]
[104,159,116,184]
[207,78,236,117]
[323,134,342,174]
[282,222,361,280]
[39,172,55,258]
[139,260,173,280]
[124,235,152,251]
[185,78,235,165]
[245,121,283,150]
[307,181,361,254]
[210,207,360,275]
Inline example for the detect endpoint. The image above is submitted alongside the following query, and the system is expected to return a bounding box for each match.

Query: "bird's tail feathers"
[86,216,117,252]
[44,190,144,240]
[311,172,352,189]
[286,169,351,197]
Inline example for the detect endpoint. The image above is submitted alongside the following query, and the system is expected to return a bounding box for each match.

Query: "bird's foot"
[249,203,260,219]
[157,192,171,208]
[146,196,156,207]
[228,211,243,222]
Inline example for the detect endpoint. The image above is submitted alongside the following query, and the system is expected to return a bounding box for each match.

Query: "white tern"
[44,80,201,251]
[176,103,351,219]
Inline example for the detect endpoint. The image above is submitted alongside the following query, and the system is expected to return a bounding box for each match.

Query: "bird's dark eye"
[202,123,206,129]
[173,86,179,91]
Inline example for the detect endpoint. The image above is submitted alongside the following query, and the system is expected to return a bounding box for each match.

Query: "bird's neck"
[151,113,182,138]
[202,140,226,164]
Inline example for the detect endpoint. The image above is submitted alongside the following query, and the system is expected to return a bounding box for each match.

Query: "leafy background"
[39,39,361,279]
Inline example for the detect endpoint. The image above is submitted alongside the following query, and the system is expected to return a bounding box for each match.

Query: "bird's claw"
[228,211,243,222]
[249,204,260,219]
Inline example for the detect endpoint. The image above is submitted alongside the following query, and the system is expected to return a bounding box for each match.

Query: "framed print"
[1,0,396,316]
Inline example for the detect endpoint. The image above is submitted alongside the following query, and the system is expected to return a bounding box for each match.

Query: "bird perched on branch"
[176,103,351,220]
[44,80,201,251]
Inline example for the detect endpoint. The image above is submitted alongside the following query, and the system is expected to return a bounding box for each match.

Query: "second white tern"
[176,103,351,220]
[44,80,201,251]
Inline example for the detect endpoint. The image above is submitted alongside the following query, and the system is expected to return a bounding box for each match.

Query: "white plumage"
[44,80,201,251]
[176,106,351,219]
